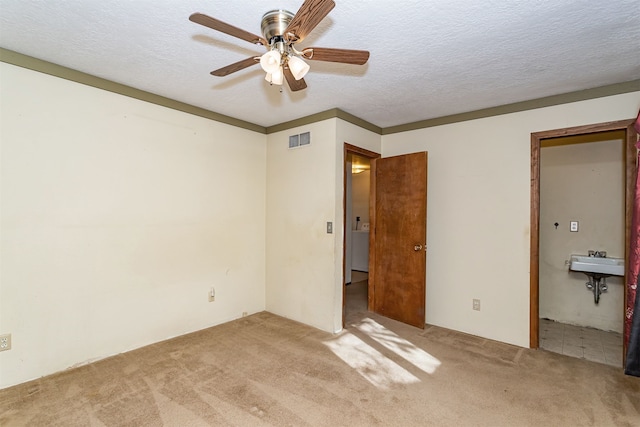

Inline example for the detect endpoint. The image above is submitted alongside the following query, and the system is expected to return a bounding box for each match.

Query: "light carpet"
[1,307,639,426]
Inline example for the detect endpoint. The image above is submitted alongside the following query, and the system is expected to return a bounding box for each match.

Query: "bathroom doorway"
[538,131,625,366]
[530,119,638,365]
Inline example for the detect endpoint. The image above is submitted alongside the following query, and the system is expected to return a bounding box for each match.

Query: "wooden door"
[369,152,428,328]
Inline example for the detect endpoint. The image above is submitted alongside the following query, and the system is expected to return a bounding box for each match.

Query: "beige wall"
[381,91,639,347]
[539,139,624,332]
[265,119,381,333]
[0,63,267,388]
[2,58,637,388]
[265,119,339,331]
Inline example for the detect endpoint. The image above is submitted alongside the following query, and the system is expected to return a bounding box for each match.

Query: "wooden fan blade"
[190,13,267,47]
[285,0,335,43]
[210,57,260,77]
[284,67,308,91]
[302,47,369,65]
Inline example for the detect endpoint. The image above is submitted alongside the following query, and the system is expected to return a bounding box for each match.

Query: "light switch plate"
[327,222,333,234]
[570,221,579,232]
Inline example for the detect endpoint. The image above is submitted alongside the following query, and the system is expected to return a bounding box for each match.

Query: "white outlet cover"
[0,334,11,351]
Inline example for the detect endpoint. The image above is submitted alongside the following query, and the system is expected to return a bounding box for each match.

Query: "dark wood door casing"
[530,119,637,351]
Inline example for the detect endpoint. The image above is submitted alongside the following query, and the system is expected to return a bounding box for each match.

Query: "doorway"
[342,146,429,329]
[343,143,380,326]
[538,132,625,366]
[530,119,638,363]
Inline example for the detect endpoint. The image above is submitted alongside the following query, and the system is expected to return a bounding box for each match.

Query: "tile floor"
[539,318,623,367]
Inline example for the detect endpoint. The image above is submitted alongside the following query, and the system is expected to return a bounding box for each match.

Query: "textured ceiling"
[1,0,639,128]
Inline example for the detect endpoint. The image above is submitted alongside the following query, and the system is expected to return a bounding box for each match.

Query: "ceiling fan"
[189,0,369,91]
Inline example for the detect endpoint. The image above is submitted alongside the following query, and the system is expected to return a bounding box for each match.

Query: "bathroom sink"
[569,255,625,276]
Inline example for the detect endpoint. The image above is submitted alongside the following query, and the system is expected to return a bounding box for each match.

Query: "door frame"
[530,119,638,352]
[343,143,381,327]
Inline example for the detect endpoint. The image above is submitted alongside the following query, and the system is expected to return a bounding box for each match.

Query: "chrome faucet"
[588,250,607,257]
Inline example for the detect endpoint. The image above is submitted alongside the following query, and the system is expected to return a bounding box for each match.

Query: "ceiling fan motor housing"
[261,10,294,43]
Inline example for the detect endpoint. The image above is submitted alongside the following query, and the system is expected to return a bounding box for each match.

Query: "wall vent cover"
[289,134,299,148]
[299,132,310,146]
[289,132,310,149]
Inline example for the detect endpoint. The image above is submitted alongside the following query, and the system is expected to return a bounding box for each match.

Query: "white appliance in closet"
[351,230,369,272]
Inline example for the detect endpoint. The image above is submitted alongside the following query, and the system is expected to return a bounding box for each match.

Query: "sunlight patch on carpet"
[324,333,420,389]
[354,318,441,374]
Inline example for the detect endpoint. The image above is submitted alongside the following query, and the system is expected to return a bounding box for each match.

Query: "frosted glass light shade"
[260,50,281,73]
[288,56,310,80]
[265,67,284,85]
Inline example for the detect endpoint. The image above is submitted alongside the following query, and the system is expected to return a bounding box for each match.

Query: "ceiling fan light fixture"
[287,55,310,80]
[272,67,284,85]
[260,50,281,74]
[265,67,284,85]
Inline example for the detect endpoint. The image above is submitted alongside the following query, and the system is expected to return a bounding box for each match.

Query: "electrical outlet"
[473,299,481,311]
[208,287,215,302]
[0,334,11,352]
[242,311,248,317]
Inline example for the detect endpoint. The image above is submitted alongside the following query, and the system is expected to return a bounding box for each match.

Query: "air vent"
[288,134,299,148]
[289,131,310,149]
[299,131,310,146]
